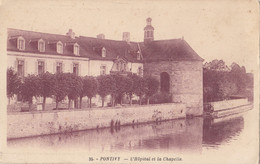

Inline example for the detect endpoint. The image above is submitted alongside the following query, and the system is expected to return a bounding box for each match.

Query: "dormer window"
[102,47,106,57]
[38,39,45,52]
[57,41,63,54]
[17,37,25,50]
[74,43,79,55]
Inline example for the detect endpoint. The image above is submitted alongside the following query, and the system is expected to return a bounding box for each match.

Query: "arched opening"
[160,72,170,92]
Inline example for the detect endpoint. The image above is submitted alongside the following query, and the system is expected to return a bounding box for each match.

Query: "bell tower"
[144,17,154,43]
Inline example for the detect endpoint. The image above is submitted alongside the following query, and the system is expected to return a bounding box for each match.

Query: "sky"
[0,0,258,72]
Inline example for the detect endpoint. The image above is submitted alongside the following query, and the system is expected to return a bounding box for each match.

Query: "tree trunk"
[89,98,92,108]
[130,96,132,106]
[147,97,150,105]
[120,95,122,105]
[68,99,71,109]
[139,96,142,105]
[112,95,115,107]
[56,100,59,110]
[28,99,33,111]
[42,97,46,110]
[79,96,83,109]
[102,97,104,107]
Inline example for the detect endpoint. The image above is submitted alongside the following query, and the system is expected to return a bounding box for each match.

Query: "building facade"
[7,18,203,115]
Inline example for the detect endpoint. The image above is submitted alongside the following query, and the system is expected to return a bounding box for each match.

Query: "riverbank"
[204,98,253,118]
[7,103,186,139]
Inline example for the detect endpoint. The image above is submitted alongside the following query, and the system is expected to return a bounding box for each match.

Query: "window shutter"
[14,60,17,72]
[24,60,28,76]
[35,61,38,75]
[78,63,81,76]
[62,62,65,73]
[53,62,56,74]
[44,61,47,73]
[71,63,73,73]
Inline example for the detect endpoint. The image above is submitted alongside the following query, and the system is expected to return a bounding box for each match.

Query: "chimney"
[66,29,75,39]
[97,33,105,39]
[122,32,130,43]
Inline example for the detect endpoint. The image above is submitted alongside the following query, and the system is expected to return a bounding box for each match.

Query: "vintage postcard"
[0,0,259,163]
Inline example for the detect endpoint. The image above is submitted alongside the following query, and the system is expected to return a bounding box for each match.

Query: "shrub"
[148,92,172,104]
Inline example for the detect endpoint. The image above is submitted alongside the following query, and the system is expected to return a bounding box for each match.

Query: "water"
[6,108,258,163]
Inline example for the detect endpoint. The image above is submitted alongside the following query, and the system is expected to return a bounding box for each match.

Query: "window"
[137,51,141,60]
[73,63,79,75]
[38,61,45,75]
[56,62,62,73]
[17,37,25,50]
[102,47,106,57]
[17,60,24,77]
[38,40,45,52]
[100,65,106,75]
[74,44,79,55]
[138,66,143,76]
[123,63,126,71]
[57,42,63,54]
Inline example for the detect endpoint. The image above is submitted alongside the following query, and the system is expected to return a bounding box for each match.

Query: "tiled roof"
[140,39,204,62]
[7,28,203,62]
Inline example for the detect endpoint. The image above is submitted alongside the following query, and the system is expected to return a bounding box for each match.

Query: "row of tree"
[203,60,253,102]
[7,68,160,110]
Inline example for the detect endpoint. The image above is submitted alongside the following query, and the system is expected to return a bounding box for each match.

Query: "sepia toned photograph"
[0,0,259,163]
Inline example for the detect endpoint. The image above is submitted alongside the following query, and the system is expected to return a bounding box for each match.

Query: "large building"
[7,18,204,116]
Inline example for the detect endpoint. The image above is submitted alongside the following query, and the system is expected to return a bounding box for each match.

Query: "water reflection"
[8,113,246,154]
[203,115,244,147]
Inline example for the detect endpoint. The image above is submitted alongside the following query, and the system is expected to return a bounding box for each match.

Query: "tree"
[112,74,132,105]
[144,76,159,104]
[20,74,40,110]
[53,73,69,110]
[134,76,147,105]
[80,76,98,108]
[38,72,55,110]
[97,75,116,107]
[66,73,83,109]
[126,74,137,105]
[7,67,21,104]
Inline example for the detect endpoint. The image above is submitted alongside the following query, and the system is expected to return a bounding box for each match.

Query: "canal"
[6,108,258,163]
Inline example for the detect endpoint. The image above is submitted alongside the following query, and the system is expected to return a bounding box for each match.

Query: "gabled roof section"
[139,39,204,62]
[7,28,203,62]
[78,36,141,62]
[7,28,88,57]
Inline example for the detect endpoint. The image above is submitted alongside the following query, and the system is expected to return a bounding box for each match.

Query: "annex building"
[7,18,204,116]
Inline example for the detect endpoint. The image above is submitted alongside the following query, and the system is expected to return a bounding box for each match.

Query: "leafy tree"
[66,73,83,109]
[112,74,133,105]
[217,80,238,100]
[126,74,137,105]
[53,73,69,110]
[80,76,98,108]
[20,74,40,110]
[144,76,159,104]
[38,72,55,110]
[7,67,21,104]
[97,75,116,107]
[134,76,147,105]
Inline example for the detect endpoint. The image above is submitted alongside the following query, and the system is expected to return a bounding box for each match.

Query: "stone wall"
[7,103,186,139]
[207,98,249,111]
[144,61,203,116]
[8,118,203,153]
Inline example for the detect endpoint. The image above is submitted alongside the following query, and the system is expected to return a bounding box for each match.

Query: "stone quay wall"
[7,103,186,139]
[207,98,249,111]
